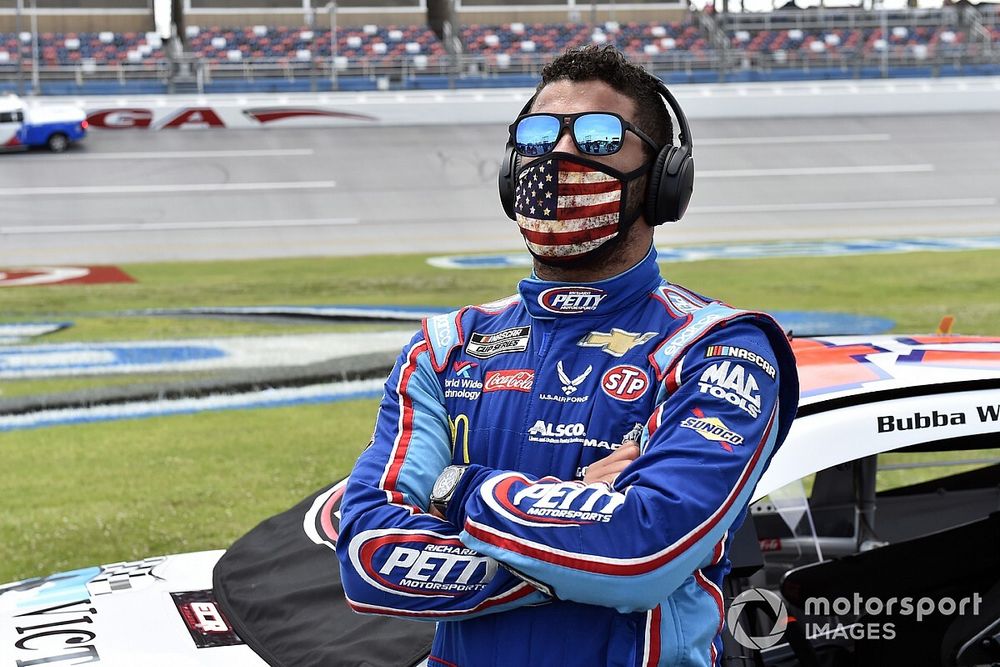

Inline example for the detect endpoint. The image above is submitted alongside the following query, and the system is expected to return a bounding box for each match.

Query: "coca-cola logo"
[483,369,534,393]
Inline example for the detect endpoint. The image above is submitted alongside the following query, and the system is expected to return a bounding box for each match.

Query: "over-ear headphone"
[498,79,694,226]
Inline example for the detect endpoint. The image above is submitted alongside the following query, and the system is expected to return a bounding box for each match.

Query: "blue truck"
[0,94,88,152]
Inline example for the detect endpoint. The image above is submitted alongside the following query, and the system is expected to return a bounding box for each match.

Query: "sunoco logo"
[728,588,788,650]
[538,287,607,314]
[680,408,744,451]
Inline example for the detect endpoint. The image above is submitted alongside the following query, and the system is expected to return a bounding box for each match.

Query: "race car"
[2,334,998,667]
[0,94,87,152]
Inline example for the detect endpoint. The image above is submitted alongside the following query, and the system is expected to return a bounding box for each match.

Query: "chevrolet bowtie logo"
[578,329,658,357]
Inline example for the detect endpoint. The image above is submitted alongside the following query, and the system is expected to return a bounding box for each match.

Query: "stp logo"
[601,365,650,401]
[538,287,607,314]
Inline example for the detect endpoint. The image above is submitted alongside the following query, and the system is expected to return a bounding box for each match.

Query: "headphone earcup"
[647,146,694,225]
[645,146,673,226]
[498,145,518,221]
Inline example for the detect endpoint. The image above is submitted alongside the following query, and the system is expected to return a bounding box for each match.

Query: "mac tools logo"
[601,365,650,401]
[538,287,607,314]
[698,361,761,418]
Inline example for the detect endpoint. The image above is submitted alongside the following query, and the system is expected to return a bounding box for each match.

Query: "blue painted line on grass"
[0,343,226,375]
[0,381,384,432]
[427,236,1000,269]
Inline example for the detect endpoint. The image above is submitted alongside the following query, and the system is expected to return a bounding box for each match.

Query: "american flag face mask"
[513,152,650,264]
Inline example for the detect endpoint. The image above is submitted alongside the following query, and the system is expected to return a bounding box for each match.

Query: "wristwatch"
[430,465,468,516]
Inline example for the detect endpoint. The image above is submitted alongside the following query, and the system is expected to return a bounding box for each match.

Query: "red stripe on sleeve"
[380,341,428,494]
[644,605,662,666]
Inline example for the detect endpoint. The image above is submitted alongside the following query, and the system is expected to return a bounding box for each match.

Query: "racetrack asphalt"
[2,112,998,264]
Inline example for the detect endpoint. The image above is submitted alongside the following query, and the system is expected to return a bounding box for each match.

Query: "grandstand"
[0,0,997,94]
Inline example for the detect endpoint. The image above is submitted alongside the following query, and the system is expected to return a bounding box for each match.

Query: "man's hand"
[583,441,640,485]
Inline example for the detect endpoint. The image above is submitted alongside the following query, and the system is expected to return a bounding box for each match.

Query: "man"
[338,45,798,666]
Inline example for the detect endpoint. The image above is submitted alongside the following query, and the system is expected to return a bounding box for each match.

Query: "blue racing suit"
[338,248,798,666]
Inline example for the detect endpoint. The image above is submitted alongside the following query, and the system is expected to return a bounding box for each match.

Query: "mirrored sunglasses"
[510,112,659,158]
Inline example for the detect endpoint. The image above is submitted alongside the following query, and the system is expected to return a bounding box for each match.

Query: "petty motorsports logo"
[538,287,607,314]
[350,531,497,596]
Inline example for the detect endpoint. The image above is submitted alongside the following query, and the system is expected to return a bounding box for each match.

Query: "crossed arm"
[337,321,784,619]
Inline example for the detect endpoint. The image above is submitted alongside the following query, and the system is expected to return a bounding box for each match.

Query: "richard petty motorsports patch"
[483,475,627,526]
[350,531,498,595]
[466,326,530,359]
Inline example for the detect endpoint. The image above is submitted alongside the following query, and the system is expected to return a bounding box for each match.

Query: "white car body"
[2,334,998,666]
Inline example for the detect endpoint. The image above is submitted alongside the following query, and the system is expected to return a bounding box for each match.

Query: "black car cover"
[213,480,435,667]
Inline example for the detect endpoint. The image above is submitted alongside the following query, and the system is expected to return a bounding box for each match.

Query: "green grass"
[2,248,999,584]
[876,449,1000,491]
[0,400,378,583]
[5,250,999,343]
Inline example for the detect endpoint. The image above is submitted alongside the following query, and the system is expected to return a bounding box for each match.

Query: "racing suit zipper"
[513,319,557,472]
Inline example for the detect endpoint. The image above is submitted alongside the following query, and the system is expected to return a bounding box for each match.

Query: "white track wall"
[26,76,1000,129]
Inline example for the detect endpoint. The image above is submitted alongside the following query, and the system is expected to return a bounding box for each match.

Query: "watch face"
[433,466,462,499]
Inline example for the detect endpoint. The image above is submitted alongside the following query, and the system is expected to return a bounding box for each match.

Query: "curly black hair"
[535,44,673,157]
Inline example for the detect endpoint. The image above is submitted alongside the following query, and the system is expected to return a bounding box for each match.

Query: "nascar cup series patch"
[465,326,530,359]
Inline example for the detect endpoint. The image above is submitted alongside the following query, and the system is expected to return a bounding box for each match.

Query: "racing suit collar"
[518,247,661,320]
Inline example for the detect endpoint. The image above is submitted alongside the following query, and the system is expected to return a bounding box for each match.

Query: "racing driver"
[338,45,799,666]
